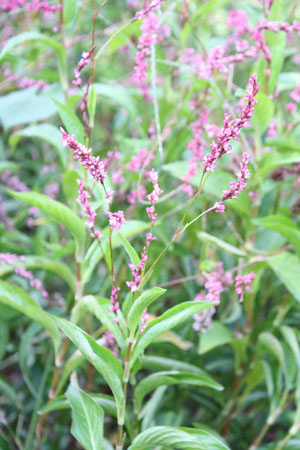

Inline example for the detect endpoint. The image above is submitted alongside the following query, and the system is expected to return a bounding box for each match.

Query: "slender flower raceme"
[203,74,260,173]
[145,168,163,227]
[193,292,216,334]
[126,247,148,292]
[0,253,48,298]
[214,152,251,213]
[235,272,256,302]
[107,211,126,231]
[60,128,106,185]
[76,179,102,239]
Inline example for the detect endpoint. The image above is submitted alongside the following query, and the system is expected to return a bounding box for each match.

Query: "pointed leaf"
[130,301,216,367]
[9,191,86,257]
[71,295,125,349]
[135,371,223,411]
[53,98,84,143]
[52,316,124,419]
[118,232,140,267]
[268,252,300,303]
[0,281,61,356]
[127,287,166,333]
[66,384,104,450]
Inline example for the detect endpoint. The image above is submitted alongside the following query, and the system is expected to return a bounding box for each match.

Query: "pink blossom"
[286,102,297,113]
[290,83,300,103]
[109,286,120,317]
[107,211,126,231]
[140,308,150,333]
[0,253,48,298]
[127,148,155,172]
[60,128,106,185]
[227,10,248,33]
[235,272,256,302]
[193,291,216,333]
[72,46,95,86]
[76,179,103,240]
[145,169,163,226]
[2,0,61,12]
[203,74,259,173]
[127,185,147,204]
[126,247,147,292]
[102,331,119,357]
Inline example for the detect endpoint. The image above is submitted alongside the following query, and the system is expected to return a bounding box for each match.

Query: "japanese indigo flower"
[102,330,119,357]
[107,211,126,232]
[0,253,48,298]
[203,73,260,173]
[214,152,251,213]
[193,292,216,334]
[145,169,163,227]
[60,128,106,185]
[235,272,255,302]
[76,179,102,239]
[126,247,148,292]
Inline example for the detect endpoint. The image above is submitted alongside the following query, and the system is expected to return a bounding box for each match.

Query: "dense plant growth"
[1,0,300,449]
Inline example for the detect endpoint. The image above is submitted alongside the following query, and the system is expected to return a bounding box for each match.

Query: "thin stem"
[95,18,134,61]
[116,337,134,450]
[151,44,163,156]
[274,433,293,450]
[141,171,207,288]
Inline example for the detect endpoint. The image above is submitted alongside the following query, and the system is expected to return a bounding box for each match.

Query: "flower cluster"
[109,286,120,317]
[145,169,163,227]
[60,129,106,185]
[0,170,27,192]
[76,179,102,239]
[72,46,95,87]
[2,0,61,12]
[127,148,155,172]
[0,253,48,298]
[140,308,150,333]
[203,262,233,303]
[235,272,256,302]
[3,69,47,90]
[102,331,119,357]
[203,74,260,173]
[214,152,251,213]
[193,292,216,334]
[107,211,126,232]
[126,247,148,292]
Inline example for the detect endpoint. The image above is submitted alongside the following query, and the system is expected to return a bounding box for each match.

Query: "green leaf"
[66,384,104,450]
[19,323,41,397]
[130,301,216,367]
[198,322,233,354]
[253,92,275,134]
[62,170,80,203]
[0,32,65,62]
[141,356,208,375]
[0,86,63,129]
[52,98,84,144]
[0,255,76,293]
[71,295,125,350]
[94,83,136,117]
[128,426,229,450]
[0,376,19,406]
[118,232,140,267]
[259,332,285,368]
[268,252,300,303]
[135,371,223,411]
[38,393,134,439]
[0,281,61,356]
[127,287,166,334]
[9,124,67,167]
[83,220,149,283]
[265,138,300,152]
[64,0,77,24]
[0,161,18,174]
[257,151,300,177]
[197,232,247,257]
[277,72,300,92]
[254,215,300,258]
[52,316,124,420]
[9,191,85,258]
[281,326,300,369]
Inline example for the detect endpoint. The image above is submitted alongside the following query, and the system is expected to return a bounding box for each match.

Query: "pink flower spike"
[60,128,106,185]
[107,211,126,231]
[235,272,256,302]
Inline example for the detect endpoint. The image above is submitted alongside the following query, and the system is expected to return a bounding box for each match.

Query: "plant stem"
[116,337,134,450]
[141,171,207,288]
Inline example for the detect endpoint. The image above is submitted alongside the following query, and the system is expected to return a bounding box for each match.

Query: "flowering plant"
[1,1,300,449]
